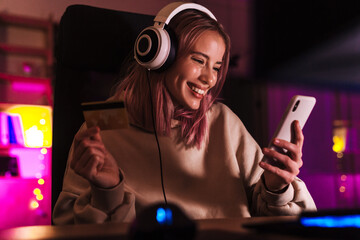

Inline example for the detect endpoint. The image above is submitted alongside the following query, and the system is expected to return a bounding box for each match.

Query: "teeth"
[191,86,205,95]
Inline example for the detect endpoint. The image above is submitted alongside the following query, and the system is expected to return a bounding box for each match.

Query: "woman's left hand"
[259,120,304,192]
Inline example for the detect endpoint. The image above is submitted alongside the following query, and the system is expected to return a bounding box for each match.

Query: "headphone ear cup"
[156,27,177,72]
[134,26,176,71]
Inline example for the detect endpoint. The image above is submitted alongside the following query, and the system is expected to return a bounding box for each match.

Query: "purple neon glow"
[8,148,51,179]
[11,82,46,92]
[336,174,360,208]
[0,177,51,229]
[0,92,52,228]
[22,63,33,74]
[0,113,9,146]
[346,127,360,154]
[0,147,51,229]
[266,84,360,209]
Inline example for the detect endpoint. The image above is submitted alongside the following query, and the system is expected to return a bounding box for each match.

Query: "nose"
[199,66,217,88]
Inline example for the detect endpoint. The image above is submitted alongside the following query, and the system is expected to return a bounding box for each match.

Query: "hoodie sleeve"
[52,127,136,225]
[224,103,317,216]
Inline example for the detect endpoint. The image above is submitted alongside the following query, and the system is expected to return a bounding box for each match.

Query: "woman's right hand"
[71,126,120,189]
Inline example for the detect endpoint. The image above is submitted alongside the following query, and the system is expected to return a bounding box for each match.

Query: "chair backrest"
[52,4,153,214]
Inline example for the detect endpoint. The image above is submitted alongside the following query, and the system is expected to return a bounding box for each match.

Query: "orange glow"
[340,175,347,181]
[332,136,345,153]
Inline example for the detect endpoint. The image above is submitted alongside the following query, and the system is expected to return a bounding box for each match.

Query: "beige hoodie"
[53,103,316,224]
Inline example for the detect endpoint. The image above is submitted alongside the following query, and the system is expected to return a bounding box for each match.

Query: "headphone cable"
[146,70,168,206]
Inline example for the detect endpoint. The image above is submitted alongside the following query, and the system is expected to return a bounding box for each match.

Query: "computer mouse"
[128,202,197,240]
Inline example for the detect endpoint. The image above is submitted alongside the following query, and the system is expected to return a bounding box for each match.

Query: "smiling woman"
[113,6,231,148]
[53,2,317,225]
[165,30,225,110]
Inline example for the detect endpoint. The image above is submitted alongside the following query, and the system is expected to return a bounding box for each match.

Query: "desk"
[0,216,323,240]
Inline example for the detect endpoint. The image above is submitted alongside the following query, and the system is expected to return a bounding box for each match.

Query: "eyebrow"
[192,51,223,65]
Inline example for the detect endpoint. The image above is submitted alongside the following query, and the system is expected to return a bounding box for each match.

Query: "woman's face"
[165,30,226,110]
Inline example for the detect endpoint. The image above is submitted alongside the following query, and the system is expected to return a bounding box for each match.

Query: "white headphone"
[134,2,217,71]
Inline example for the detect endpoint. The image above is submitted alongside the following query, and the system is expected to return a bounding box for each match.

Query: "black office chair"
[52,4,153,215]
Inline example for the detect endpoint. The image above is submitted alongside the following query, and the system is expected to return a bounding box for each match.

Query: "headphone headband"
[134,2,217,71]
[153,2,217,26]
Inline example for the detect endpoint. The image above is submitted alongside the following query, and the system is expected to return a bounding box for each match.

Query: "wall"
[0,0,170,20]
[5,0,357,213]
[0,0,252,77]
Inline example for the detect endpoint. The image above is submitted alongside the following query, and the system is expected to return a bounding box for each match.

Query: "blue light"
[156,207,173,225]
[156,208,166,224]
[165,208,173,225]
[301,215,360,228]
[8,116,17,144]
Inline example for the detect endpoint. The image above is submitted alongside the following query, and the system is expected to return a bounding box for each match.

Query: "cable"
[146,70,168,205]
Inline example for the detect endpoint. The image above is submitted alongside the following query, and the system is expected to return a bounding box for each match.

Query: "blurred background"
[0,0,359,229]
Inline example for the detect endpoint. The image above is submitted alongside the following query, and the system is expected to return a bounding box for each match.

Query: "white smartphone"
[262,95,316,166]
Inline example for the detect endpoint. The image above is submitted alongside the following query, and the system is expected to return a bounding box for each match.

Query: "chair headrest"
[56,4,153,73]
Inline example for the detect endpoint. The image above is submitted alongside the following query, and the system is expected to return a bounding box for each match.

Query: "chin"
[187,102,201,110]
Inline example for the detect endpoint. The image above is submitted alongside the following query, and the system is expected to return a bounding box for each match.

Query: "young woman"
[53,3,316,225]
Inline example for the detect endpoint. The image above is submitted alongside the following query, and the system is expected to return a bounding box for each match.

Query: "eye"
[213,67,221,73]
[191,57,204,65]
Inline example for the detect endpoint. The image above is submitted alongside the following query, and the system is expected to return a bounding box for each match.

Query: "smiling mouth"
[187,82,205,96]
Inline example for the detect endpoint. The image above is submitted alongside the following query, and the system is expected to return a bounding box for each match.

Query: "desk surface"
[0,216,328,240]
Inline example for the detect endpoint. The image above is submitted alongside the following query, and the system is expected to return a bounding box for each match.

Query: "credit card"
[81,101,129,130]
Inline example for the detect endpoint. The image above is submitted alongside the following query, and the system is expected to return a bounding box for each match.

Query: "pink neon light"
[9,148,50,178]
[12,82,46,92]
[0,177,51,228]
[22,63,33,74]
[0,113,9,146]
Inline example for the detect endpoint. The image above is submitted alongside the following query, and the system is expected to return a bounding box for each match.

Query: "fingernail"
[274,139,280,144]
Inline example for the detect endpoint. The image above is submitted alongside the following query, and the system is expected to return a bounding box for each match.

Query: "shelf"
[0,13,53,228]
[0,12,54,105]
[0,145,51,150]
[0,43,51,58]
[0,12,54,77]
[0,13,52,29]
[0,72,51,83]
[0,144,29,150]
[0,72,53,105]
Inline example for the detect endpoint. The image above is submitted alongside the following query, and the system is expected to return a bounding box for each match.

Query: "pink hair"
[114,9,230,148]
